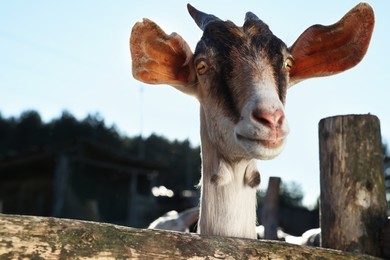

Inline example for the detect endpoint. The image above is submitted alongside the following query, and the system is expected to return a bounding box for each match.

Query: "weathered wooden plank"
[0,214,381,259]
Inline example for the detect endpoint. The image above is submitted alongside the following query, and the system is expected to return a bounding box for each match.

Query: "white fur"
[196,54,289,239]
[198,110,259,239]
[234,84,289,160]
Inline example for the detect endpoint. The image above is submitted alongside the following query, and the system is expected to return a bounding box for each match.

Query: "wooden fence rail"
[0,214,382,259]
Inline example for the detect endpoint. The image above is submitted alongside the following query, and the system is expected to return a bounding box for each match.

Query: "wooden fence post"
[319,114,387,257]
[261,177,281,240]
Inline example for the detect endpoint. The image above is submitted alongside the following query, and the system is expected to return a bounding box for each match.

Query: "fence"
[319,115,388,257]
[0,114,389,259]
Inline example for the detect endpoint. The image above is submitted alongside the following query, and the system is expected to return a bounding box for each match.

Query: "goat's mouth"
[236,134,284,149]
[235,133,286,160]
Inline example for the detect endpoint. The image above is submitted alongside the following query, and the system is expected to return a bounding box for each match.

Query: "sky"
[1,1,389,207]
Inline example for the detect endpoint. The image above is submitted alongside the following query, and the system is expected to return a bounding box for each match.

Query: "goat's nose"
[252,109,284,128]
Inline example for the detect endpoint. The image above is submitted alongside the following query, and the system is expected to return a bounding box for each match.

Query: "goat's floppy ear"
[130,18,197,96]
[288,3,374,87]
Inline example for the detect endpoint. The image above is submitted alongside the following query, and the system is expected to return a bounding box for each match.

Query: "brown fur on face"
[193,19,289,122]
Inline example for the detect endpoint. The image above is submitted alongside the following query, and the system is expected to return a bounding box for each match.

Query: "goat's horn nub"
[245,12,260,22]
[187,3,220,31]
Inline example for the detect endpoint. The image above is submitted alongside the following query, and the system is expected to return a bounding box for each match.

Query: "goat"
[130,3,374,239]
[148,207,199,232]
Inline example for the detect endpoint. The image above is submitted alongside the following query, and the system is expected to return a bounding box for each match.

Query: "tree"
[0,110,201,195]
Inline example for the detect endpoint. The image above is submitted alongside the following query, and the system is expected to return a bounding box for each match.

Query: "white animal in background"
[148,207,199,232]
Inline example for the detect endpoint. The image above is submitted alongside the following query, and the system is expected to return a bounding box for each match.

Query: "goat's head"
[130,3,374,161]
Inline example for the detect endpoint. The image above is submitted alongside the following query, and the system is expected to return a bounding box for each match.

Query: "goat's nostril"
[252,109,284,128]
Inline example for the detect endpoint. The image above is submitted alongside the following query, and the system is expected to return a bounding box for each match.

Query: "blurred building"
[0,139,161,227]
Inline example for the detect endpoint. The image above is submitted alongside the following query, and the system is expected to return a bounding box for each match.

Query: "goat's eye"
[284,57,294,72]
[196,60,209,75]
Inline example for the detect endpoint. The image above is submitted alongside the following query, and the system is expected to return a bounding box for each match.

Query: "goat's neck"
[198,109,258,239]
